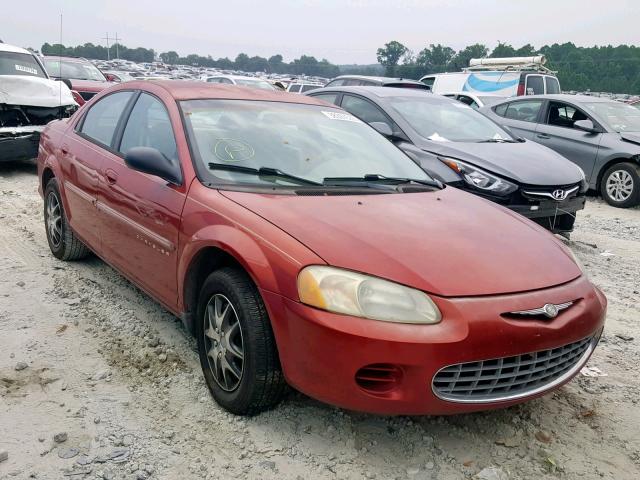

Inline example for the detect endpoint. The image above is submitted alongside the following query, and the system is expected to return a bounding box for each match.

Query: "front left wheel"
[196,267,287,415]
[44,179,91,261]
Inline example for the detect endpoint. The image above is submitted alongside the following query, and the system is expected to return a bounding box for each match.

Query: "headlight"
[566,248,587,276]
[439,157,517,195]
[297,266,441,324]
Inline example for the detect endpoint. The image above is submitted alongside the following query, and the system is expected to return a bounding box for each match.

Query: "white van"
[420,56,561,97]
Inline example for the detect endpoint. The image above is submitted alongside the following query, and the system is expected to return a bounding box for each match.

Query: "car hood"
[221,187,581,297]
[620,132,640,147]
[413,138,583,186]
[0,75,75,107]
[69,79,110,92]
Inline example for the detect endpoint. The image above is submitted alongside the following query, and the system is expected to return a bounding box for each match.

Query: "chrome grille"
[432,336,594,403]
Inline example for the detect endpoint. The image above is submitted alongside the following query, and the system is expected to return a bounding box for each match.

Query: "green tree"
[376,41,408,77]
[449,43,489,70]
[160,51,179,64]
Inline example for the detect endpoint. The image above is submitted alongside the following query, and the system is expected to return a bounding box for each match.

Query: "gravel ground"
[1,160,639,480]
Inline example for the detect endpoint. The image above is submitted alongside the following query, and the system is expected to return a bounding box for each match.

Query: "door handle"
[105,169,118,185]
[536,134,550,139]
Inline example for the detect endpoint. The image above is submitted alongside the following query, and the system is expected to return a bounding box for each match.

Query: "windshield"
[0,51,46,78]
[583,101,640,132]
[390,97,513,142]
[181,100,432,187]
[43,58,106,82]
[234,78,275,91]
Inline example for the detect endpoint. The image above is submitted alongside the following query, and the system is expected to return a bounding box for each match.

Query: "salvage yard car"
[38,81,606,416]
[309,86,587,235]
[481,94,640,207]
[43,55,112,105]
[1,42,76,162]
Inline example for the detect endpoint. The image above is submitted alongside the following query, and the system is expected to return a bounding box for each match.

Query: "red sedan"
[37,81,606,415]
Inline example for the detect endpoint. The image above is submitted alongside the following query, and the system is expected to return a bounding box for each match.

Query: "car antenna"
[58,12,63,111]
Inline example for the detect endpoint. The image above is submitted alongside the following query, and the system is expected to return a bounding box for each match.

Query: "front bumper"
[263,275,606,415]
[0,127,43,162]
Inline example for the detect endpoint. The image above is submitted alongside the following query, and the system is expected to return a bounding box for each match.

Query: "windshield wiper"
[477,138,519,143]
[323,174,442,189]
[207,163,322,186]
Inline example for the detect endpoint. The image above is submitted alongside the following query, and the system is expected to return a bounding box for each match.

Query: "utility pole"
[102,33,111,60]
[113,32,121,59]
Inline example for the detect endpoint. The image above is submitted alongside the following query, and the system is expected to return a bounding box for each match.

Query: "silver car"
[481,94,640,207]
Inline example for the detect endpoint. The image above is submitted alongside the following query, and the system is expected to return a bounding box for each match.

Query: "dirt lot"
[1,160,639,480]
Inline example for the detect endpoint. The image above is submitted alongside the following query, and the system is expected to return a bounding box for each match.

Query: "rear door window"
[545,76,561,94]
[525,75,544,95]
[79,91,133,147]
[119,93,178,161]
[326,79,345,87]
[311,93,339,105]
[494,103,508,117]
[503,100,543,122]
[288,84,301,93]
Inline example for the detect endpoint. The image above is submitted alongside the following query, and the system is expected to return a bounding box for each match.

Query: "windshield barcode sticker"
[15,64,38,75]
[322,111,362,123]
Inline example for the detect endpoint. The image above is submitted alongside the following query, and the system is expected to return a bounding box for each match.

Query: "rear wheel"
[44,179,91,261]
[600,162,640,208]
[196,267,287,415]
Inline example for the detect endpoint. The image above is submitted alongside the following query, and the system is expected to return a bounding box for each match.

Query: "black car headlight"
[439,157,517,195]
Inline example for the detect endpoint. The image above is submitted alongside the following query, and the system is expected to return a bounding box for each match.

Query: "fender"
[177,221,325,314]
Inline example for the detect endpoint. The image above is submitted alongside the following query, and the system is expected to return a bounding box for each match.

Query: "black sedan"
[307,87,587,235]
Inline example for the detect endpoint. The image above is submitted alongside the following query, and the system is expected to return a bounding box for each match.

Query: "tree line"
[40,43,340,77]
[376,41,640,94]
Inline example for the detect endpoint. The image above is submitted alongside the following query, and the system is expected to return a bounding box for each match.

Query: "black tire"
[196,267,287,415]
[600,162,640,208]
[44,178,91,261]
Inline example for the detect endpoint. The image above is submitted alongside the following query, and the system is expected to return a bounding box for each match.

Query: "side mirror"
[105,73,119,82]
[574,119,599,133]
[369,121,393,137]
[124,147,182,185]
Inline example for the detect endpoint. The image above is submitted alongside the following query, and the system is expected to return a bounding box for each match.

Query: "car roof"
[43,55,90,63]
[310,85,441,100]
[331,75,424,85]
[0,42,32,55]
[494,94,614,104]
[132,80,331,105]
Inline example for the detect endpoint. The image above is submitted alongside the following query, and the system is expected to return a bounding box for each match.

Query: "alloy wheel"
[46,192,63,248]
[203,294,245,392]
[606,169,634,202]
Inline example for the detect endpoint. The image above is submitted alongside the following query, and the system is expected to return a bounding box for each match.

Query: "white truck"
[420,56,561,98]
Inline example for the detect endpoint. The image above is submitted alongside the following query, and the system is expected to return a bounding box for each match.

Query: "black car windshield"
[389,97,513,142]
[43,58,106,82]
[181,100,433,187]
[0,51,46,78]
[583,101,640,132]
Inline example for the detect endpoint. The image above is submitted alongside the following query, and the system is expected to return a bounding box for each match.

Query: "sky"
[3,0,638,64]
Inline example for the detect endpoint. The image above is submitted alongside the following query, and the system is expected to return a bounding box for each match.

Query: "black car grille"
[519,183,582,202]
[79,91,97,101]
[432,336,594,402]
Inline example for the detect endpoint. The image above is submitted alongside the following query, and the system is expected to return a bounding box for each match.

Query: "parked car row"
[37,80,607,417]
[307,87,588,234]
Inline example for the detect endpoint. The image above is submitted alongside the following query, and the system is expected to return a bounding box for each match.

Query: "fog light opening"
[355,363,403,394]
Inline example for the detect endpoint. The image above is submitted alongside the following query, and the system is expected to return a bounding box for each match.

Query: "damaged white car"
[1,42,77,162]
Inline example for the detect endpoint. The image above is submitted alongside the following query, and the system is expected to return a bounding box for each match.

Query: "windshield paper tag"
[321,111,362,123]
[15,64,38,75]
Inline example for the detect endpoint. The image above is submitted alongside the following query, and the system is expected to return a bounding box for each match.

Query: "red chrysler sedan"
[37,81,606,416]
